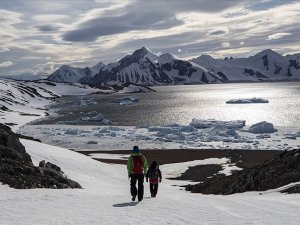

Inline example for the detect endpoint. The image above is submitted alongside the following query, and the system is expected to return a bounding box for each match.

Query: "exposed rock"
[186,149,300,194]
[0,123,32,163]
[0,123,81,189]
[281,184,300,194]
[170,164,223,182]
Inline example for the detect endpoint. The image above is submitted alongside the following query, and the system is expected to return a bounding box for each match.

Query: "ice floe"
[80,112,107,123]
[112,96,139,105]
[190,119,245,129]
[18,119,300,151]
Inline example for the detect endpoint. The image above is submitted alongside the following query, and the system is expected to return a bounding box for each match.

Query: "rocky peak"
[252,49,285,61]
[119,47,158,67]
[58,64,72,71]
[158,53,177,64]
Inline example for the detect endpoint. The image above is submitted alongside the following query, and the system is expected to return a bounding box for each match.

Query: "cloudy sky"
[1,0,300,77]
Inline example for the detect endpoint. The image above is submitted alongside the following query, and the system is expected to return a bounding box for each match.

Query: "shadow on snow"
[113,202,139,207]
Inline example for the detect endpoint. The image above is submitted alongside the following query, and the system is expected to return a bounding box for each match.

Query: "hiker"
[146,161,162,197]
[127,146,148,202]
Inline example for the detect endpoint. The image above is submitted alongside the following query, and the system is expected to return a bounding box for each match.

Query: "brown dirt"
[77,149,282,168]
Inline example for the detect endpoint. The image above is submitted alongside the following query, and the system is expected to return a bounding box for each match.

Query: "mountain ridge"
[47,47,300,85]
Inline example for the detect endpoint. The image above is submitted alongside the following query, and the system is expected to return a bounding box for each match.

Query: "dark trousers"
[130,174,144,201]
[150,183,158,196]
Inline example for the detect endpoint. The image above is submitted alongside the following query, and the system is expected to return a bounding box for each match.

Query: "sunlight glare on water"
[140,82,299,127]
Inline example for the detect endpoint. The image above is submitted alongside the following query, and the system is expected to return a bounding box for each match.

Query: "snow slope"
[1,139,299,225]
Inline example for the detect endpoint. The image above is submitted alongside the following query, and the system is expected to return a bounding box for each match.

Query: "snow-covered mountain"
[192,49,300,82]
[90,47,223,85]
[47,62,105,83]
[47,48,300,86]
[0,79,105,131]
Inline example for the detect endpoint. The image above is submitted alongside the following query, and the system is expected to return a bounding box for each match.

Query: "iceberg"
[248,121,278,134]
[226,98,269,104]
[112,96,139,105]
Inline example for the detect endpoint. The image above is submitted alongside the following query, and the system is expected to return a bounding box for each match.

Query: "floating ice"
[80,114,104,122]
[57,121,77,125]
[112,96,139,105]
[283,131,300,140]
[18,118,300,151]
[226,98,269,104]
[86,141,98,144]
[256,134,271,139]
[190,119,246,129]
[248,121,278,134]
[64,129,79,135]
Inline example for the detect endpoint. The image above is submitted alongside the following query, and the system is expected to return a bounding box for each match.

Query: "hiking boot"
[138,198,143,202]
[132,195,136,201]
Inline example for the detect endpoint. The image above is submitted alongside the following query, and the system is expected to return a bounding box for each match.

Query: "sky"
[0,0,300,77]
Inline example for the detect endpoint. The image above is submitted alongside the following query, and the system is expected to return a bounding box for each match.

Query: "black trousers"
[130,174,144,201]
[150,183,158,196]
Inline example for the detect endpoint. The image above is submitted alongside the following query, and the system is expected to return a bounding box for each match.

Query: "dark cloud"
[36,24,60,32]
[62,0,249,42]
[63,3,183,42]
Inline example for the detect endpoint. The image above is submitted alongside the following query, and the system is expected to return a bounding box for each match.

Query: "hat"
[132,146,140,153]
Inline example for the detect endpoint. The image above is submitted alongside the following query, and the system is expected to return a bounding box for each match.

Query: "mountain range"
[47,47,300,86]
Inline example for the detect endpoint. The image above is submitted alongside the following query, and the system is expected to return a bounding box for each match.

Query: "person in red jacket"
[127,146,148,202]
[146,161,162,197]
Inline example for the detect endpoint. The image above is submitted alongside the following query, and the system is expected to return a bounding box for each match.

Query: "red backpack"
[132,155,143,174]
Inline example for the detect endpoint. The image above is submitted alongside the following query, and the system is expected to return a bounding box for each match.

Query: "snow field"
[1,139,299,225]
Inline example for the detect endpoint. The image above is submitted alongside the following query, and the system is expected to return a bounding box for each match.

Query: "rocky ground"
[0,123,81,189]
[186,149,300,194]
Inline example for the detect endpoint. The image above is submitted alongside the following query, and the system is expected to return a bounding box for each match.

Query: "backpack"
[132,155,143,174]
[149,165,159,179]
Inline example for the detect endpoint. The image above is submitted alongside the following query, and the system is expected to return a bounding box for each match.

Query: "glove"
[128,174,131,179]
[146,178,148,182]
[159,179,162,183]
